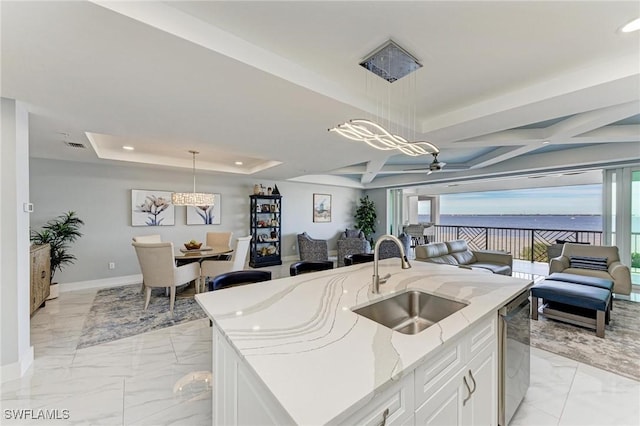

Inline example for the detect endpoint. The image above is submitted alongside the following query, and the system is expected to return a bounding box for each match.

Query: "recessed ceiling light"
[542,140,550,145]
[621,18,640,33]
[234,161,243,165]
[122,146,134,151]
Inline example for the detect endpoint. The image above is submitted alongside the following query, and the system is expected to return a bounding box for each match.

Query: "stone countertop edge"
[195,259,533,425]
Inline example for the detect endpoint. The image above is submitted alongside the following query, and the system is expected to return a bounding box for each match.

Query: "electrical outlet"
[108,262,115,270]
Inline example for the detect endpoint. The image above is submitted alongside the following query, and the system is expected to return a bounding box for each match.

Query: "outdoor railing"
[430,225,604,263]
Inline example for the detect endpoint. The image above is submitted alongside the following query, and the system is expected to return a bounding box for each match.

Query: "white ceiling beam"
[468,145,543,169]
[360,157,389,184]
[571,125,640,142]
[419,55,640,142]
[366,142,640,188]
[545,101,640,140]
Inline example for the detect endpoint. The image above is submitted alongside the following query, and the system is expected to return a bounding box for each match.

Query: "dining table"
[174,245,234,295]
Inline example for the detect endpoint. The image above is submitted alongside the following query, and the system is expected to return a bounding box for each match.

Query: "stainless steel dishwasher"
[498,289,530,426]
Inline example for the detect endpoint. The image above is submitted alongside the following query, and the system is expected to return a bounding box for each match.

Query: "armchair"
[297,232,329,261]
[549,243,631,295]
[377,233,411,260]
[336,229,371,267]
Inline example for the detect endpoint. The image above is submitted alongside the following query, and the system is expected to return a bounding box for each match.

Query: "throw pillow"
[345,229,362,239]
[569,255,608,271]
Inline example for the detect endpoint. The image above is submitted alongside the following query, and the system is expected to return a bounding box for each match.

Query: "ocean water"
[419,214,604,231]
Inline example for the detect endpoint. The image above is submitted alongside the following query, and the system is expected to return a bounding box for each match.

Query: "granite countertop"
[195,259,532,425]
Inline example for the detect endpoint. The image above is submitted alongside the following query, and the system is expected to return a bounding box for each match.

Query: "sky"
[438,184,603,215]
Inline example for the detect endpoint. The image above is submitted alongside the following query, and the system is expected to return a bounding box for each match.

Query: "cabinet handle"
[468,369,477,394]
[41,270,46,279]
[462,376,472,406]
[377,408,390,426]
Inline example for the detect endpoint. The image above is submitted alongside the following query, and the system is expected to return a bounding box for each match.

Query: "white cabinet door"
[462,344,497,426]
[337,374,415,426]
[414,369,465,426]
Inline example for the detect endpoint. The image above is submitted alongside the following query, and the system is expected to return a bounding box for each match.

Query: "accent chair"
[549,243,631,295]
[336,229,371,267]
[297,232,329,261]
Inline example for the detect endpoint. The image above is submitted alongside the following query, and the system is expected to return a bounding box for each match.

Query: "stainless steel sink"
[352,290,468,335]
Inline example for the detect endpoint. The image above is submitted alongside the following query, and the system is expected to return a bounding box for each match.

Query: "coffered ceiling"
[2,1,639,189]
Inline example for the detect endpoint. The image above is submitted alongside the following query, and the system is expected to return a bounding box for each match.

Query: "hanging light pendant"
[171,150,214,206]
[328,40,440,157]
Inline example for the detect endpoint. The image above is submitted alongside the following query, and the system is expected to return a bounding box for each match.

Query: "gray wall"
[364,188,389,242]
[29,158,363,284]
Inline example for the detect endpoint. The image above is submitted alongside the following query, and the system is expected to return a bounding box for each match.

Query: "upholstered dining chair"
[131,241,200,316]
[200,236,252,292]
[210,270,271,291]
[132,234,162,292]
[289,260,334,276]
[206,231,233,249]
[297,232,329,261]
[132,234,162,243]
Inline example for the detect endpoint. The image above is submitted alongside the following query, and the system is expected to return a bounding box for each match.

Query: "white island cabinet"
[196,259,530,426]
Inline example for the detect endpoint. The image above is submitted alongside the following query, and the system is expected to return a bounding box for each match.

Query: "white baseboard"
[59,274,142,293]
[1,346,33,384]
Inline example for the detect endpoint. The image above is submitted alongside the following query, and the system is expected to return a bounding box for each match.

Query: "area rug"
[77,284,206,349]
[530,299,640,381]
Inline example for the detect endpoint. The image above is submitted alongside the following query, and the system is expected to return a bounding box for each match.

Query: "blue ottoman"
[546,272,613,319]
[531,280,611,338]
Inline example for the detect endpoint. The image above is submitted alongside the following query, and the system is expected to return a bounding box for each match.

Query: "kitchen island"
[195,259,532,425]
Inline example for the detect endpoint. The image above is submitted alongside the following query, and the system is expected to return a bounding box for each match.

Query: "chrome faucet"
[372,234,411,294]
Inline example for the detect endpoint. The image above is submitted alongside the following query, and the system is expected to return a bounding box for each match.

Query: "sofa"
[549,243,631,295]
[337,229,371,267]
[415,239,513,275]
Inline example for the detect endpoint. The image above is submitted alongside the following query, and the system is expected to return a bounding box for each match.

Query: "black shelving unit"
[249,194,282,268]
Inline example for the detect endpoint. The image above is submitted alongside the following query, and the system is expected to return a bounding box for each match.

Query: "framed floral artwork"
[186,194,221,225]
[313,193,331,222]
[131,190,175,226]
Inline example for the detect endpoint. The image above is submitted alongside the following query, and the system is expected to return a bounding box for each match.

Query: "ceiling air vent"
[64,141,86,149]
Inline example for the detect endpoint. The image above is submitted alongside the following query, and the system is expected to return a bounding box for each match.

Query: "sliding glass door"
[604,166,640,286]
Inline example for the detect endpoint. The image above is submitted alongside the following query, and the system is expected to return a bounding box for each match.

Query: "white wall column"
[1,98,33,382]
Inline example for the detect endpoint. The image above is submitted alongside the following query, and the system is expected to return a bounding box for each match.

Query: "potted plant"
[30,211,84,299]
[354,195,377,245]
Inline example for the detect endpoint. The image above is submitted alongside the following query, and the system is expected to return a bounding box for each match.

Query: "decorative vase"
[253,184,260,195]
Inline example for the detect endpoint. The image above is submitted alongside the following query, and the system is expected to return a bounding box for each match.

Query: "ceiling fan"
[404,152,447,174]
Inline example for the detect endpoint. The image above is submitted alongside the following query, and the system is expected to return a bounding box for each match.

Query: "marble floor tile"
[558,363,640,426]
[519,347,578,418]
[123,364,211,424]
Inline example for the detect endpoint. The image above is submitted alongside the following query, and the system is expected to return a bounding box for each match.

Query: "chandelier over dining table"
[171,150,214,206]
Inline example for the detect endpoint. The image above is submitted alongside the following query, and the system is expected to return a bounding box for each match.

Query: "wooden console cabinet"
[30,244,50,315]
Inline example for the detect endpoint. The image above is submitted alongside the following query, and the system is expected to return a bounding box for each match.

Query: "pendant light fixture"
[171,150,214,206]
[329,40,440,157]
